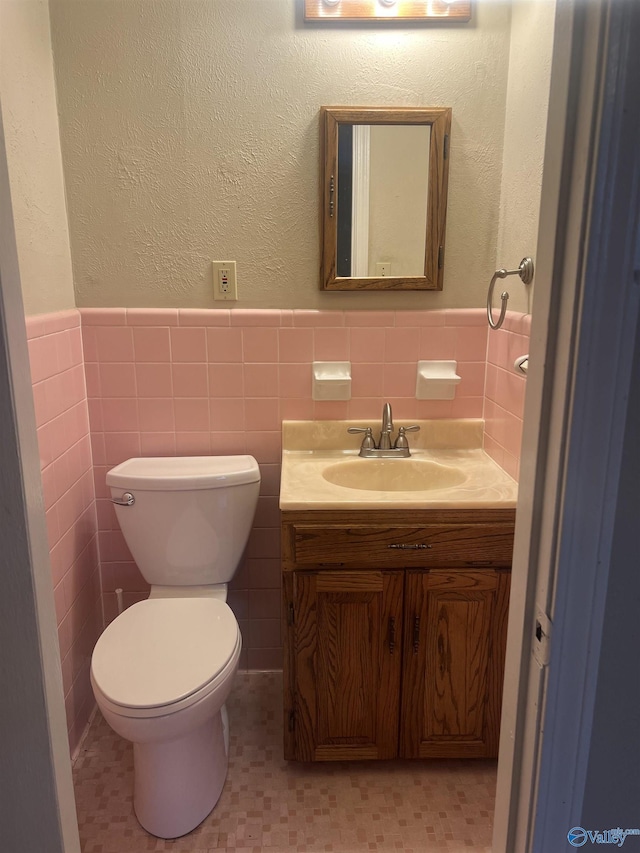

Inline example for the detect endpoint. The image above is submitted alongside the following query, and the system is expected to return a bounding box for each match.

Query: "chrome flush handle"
[111,492,135,507]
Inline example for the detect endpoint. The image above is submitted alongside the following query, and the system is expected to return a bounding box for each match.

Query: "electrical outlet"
[212,261,238,301]
[375,262,392,277]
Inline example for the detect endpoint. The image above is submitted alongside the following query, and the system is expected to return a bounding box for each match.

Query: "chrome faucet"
[348,403,420,458]
[379,402,394,449]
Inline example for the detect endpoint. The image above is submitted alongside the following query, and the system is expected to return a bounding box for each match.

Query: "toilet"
[90,455,260,839]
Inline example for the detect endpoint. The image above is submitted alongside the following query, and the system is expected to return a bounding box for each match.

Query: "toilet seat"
[91,598,241,719]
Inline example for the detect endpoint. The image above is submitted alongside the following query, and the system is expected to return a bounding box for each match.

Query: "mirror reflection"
[321,106,452,291]
[336,124,431,278]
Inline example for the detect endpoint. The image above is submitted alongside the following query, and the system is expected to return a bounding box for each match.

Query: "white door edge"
[493,0,608,850]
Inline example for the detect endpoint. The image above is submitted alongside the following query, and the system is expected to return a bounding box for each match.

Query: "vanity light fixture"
[307,0,471,22]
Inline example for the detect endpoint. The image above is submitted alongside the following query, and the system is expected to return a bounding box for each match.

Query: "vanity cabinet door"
[292,570,404,761]
[400,569,510,759]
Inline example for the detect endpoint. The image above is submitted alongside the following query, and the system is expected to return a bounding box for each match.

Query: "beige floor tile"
[73,672,496,851]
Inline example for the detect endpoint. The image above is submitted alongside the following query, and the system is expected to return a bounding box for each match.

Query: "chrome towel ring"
[486,257,534,330]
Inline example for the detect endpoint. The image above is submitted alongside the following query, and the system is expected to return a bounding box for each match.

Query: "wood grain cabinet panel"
[282,510,513,762]
[292,571,403,761]
[400,569,510,759]
[282,509,515,569]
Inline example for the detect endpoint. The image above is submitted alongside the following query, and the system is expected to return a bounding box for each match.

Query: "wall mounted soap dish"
[416,360,461,400]
[312,361,352,401]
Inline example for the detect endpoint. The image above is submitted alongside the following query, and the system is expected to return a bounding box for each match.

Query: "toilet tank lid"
[106,455,260,491]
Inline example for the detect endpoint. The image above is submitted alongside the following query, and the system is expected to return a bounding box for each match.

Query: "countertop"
[279,419,518,511]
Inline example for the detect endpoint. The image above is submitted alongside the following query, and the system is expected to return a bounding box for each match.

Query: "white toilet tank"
[106,456,260,587]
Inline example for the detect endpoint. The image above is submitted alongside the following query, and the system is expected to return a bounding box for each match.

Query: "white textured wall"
[496,0,555,313]
[0,0,75,316]
[49,0,519,310]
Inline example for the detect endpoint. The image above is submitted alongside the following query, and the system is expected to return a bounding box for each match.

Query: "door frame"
[0,100,81,851]
[494,0,640,849]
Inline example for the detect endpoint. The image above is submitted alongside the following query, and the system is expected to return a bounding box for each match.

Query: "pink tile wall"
[483,312,531,480]
[26,310,101,755]
[81,307,489,671]
[22,304,529,745]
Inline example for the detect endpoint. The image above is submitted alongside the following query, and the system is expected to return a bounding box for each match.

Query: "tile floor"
[73,672,496,852]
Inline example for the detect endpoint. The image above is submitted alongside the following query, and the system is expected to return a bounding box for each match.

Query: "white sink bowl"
[321,458,467,492]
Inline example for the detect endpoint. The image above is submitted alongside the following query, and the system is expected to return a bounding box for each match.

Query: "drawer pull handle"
[413,615,421,653]
[388,616,396,653]
[388,543,432,550]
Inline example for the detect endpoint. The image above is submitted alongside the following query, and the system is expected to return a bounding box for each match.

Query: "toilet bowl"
[90,456,260,839]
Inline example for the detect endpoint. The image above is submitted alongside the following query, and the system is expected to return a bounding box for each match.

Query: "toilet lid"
[91,598,239,710]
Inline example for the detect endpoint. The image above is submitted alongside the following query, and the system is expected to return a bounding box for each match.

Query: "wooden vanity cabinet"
[400,567,510,758]
[282,509,514,762]
[290,569,404,761]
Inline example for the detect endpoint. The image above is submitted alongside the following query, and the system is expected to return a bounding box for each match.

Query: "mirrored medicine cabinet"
[320,106,452,292]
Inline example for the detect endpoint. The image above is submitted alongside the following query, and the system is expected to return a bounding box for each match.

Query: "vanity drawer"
[287,522,514,567]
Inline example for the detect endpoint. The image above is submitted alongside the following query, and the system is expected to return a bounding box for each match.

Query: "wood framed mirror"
[320,106,452,291]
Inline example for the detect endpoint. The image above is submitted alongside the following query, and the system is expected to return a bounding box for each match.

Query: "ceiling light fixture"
[307,0,471,23]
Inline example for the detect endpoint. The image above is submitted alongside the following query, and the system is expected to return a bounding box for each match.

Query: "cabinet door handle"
[412,615,421,653]
[387,543,432,550]
[388,616,396,653]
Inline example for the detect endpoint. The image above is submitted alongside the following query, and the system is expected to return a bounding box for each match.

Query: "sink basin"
[322,459,467,492]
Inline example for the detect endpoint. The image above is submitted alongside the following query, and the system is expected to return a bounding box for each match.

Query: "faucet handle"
[394,425,420,449]
[348,426,376,449]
